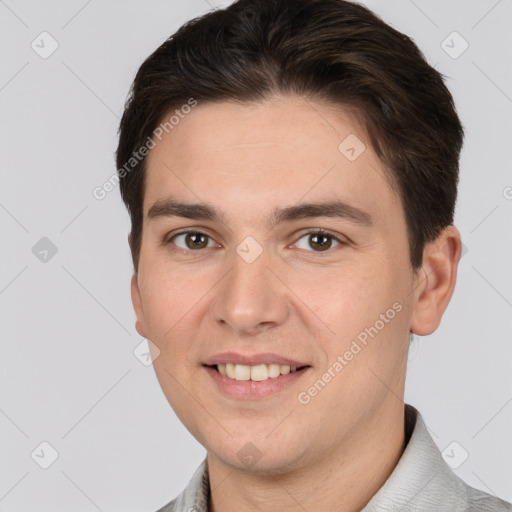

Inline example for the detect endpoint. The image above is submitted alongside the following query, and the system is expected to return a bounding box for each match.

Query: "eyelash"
[165,228,347,255]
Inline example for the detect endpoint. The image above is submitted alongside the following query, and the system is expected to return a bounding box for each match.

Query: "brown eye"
[294,231,344,252]
[309,233,333,251]
[171,231,214,250]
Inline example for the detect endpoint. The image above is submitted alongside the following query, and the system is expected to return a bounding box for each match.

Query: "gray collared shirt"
[156,404,512,511]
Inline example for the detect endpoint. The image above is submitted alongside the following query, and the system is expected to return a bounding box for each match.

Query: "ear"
[410,225,462,336]
[131,272,147,338]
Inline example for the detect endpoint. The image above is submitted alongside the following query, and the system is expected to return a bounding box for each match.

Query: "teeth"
[250,364,268,381]
[234,364,251,380]
[215,363,301,381]
[268,364,281,378]
[226,363,235,379]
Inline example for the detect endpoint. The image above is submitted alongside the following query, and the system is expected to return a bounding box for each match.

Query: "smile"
[214,363,303,381]
[204,363,311,399]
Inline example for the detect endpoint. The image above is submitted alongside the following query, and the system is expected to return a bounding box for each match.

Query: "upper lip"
[204,352,310,367]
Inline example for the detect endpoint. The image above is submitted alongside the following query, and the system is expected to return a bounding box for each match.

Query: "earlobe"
[410,225,462,336]
[131,273,147,338]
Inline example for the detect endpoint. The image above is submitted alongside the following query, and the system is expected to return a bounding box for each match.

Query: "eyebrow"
[147,198,373,227]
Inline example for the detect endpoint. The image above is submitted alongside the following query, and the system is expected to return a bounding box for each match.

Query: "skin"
[131,95,462,512]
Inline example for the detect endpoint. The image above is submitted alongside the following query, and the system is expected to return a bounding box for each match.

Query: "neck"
[207,400,406,512]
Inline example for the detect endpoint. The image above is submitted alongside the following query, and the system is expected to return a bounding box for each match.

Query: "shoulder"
[154,497,177,512]
[363,405,512,511]
[153,458,209,512]
[409,405,512,511]
[464,484,512,512]
[154,497,178,512]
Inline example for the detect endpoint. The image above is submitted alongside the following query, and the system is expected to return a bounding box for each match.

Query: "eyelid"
[164,227,348,252]
[165,228,221,249]
[291,228,348,251]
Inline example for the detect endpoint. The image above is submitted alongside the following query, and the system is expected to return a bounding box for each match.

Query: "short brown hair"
[116,0,464,271]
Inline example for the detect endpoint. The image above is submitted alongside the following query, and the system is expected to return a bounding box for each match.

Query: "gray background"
[0,0,511,510]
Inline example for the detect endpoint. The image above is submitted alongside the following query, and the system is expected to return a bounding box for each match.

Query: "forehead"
[143,96,402,227]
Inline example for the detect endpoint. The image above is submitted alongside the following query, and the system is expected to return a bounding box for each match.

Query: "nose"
[209,245,290,337]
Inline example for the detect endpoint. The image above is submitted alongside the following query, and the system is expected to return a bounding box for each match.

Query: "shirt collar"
[168,404,473,511]
[362,403,469,510]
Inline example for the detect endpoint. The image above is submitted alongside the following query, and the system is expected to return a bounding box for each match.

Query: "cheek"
[294,258,409,369]
[139,268,196,342]
[138,262,218,369]
[288,261,388,339]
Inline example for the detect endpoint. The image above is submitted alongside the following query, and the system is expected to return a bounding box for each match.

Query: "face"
[131,95,425,473]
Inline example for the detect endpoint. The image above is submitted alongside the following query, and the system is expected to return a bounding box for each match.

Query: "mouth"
[204,363,311,382]
[202,352,312,398]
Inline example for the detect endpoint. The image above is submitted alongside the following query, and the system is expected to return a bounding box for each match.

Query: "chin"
[207,435,308,476]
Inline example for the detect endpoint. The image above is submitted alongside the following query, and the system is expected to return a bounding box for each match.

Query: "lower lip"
[204,365,310,399]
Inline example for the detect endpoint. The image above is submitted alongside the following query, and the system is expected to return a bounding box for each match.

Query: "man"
[116,0,512,510]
